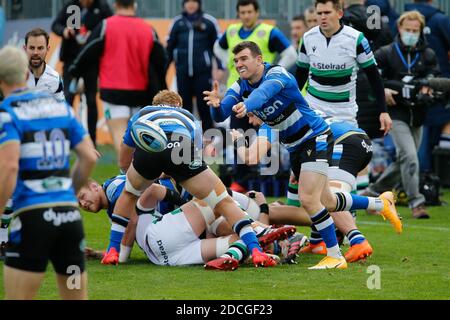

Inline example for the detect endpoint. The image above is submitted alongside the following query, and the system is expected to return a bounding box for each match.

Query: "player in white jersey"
[24,28,65,101]
[295,0,392,133]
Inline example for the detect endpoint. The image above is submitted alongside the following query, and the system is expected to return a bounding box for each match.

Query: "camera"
[384,76,450,108]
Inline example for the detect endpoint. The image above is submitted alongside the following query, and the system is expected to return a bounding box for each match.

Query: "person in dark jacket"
[166,0,220,132]
[52,0,113,146]
[406,0,450,171]
[366,0,399,36]
[364,11,439,219]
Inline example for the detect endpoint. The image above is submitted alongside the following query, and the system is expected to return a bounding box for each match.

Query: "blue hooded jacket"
[366,0,399,35]
[405,2,450,77]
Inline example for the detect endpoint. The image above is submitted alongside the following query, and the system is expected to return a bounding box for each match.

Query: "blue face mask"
[401,31,420,47]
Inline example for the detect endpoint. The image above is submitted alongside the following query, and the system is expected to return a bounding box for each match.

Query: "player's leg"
[3,209,54,299]
[203,235,250,271]
[292,132,347,269]
[50,206,88,299]
[103,163,155,264]
[103,101,131,155]
[55,272,88,300]
[3,266,45,299]
[180,169,276,267]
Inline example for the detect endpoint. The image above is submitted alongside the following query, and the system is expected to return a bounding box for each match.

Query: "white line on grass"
[357,221,450,232]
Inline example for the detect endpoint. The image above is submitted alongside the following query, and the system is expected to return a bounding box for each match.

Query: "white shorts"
[135,210,203,266]
[103,101,140,120]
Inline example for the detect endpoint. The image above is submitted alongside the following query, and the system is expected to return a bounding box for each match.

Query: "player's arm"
[231,129,271,165]
[243,70,287,113]
[70,110,98,194]
[203,80,241,122]
[119,212,137,263]
[295,37,310,89]
[119,116,138,173]
[269,28,297,70]
[71,136,98,194]
[0,110,20,216]
[69,21,105,77]
[0,142,19,217]
[357,34,391,135]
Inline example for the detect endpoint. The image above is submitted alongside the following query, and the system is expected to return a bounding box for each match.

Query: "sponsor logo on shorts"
[156,240,170,266]
[189,159,203,170]
[361,140,373,153]
[43,208,82,226]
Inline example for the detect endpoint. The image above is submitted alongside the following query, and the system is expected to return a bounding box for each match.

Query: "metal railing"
[2,0,449,21]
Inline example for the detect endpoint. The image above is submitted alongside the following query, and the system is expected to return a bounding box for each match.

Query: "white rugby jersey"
[27,63,65,102]
[297,25,376,123]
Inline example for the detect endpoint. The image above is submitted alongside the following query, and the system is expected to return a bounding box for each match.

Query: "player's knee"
[202,188,230,211]
[299,192,319,211]
[125,178,144,197]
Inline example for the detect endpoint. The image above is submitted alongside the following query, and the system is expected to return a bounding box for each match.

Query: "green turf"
[1,147,450,300]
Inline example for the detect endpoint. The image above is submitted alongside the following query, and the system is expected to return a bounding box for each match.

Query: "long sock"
[286,182,301,207]
[108,214,129,252]
[309,225,323,245]
[347,229,366,246]
[311,208,342,258]
[233,219,262,252]
[334,192,384,212]
[0,208,13,243]
[221,240,249,263]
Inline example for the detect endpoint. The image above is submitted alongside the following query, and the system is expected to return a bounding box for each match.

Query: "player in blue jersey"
[0,46,97,299]
[204,41,400,269]
[102,91,276,268]
[230,113,401,263]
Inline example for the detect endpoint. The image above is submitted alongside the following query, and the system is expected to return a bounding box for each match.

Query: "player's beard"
[29,56,44,69]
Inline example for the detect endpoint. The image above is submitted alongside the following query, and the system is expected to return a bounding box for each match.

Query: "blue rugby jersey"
[102,175,192,218]
[0,89,87,214]
[326,120,365,141]
[102,174,126,219]
[258,120,366,144]
[212,63,329,152]
[123,105,202,149]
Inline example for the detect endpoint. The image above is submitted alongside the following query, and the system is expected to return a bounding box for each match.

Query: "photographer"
[365,11,439,219]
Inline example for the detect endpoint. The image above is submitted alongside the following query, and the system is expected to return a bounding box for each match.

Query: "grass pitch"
[1,147,449,300]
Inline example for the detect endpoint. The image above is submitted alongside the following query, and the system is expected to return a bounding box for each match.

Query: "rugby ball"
[131,117,168,153]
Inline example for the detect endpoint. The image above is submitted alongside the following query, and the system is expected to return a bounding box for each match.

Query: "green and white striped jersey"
[297,25,376,124]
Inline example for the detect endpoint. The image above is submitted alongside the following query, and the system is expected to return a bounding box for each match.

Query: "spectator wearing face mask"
[363,11,439,219]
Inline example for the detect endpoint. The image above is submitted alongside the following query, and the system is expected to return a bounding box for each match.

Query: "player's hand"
[246,191,267,206]
[379,112,392,136]
[385,88,398,106]
[233,102,247,118]
[203,81,221,108]
[289,172,298,185]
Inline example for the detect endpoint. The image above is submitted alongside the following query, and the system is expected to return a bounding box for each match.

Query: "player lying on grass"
[102,90,275,267]
[78,177,297,270]
[227,112,402,263]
